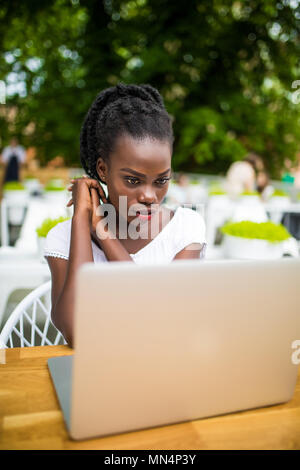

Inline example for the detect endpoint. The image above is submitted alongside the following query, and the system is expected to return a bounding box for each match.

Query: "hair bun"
[116,83,127,97]
[114,82,164,108]
[140,84,164,107]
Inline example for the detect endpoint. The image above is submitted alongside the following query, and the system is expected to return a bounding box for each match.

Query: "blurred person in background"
[256,169,274,201]
[281,159,296,185]
[0,137,26,184]
[225,153,265,198]
[294,157,300,190]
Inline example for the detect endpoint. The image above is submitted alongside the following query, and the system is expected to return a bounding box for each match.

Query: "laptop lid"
[68,258,300,440]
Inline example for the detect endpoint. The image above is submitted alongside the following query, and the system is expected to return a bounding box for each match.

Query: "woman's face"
[96,134,172,225]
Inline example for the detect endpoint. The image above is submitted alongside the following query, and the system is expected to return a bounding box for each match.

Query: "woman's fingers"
[69,175,88,182]
[86,178,108,204]
[67,176,108,207]
[90,186,100,210]
[66,198,73,207]
[96,182,108,204]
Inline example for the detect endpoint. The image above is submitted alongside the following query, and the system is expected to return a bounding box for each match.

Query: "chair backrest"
[0,280,66,348]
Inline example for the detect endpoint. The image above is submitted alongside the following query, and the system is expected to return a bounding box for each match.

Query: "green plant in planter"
[221,221,290,243]
[24,174,37,180]
[240,190,260,196]
[3,181,25,191]
[208,182,226,196]
[271,189,289,197]
[36,216,70,238]
[44,179,65,191]
[44,186,65,191]
[209,189,227,196]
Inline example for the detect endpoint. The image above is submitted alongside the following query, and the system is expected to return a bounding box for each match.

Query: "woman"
[1,137,26,184]
[44,83,206,346]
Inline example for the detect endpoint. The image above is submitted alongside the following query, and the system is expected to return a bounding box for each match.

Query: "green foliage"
[241,190,260,196]
[44,179,65,191]
[36,216,70,238]
[3,181,25,190]
[208,181,227,195]
[209,189,227,196]
[174,107,247,172]
[221,221,291,243]
[271,188,289,197]
[24,175,38,180]
[44,186,65,191]
[1,0,300,176]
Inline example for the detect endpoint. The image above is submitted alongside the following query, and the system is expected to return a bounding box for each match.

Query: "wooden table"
[0,345,300,450]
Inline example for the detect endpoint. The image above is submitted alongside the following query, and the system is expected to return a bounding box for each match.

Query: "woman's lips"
[136,211,156,220]
[138,213,152,220]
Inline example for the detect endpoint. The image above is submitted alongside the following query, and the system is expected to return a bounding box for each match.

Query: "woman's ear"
[96,157,107,184]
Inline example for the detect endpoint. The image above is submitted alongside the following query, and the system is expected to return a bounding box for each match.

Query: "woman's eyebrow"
[120,168,171,177]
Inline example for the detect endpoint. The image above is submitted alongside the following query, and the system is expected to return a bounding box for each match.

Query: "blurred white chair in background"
[230,195,268,223]
[0,194,70,326]
[205,194,234,246]
[0,280,66,348]
[0,259,50,329]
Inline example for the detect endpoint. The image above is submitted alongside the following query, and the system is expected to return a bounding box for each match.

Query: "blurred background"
[1,0,300,331]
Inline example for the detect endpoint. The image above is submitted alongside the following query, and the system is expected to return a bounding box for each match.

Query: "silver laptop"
[48,258,300,440]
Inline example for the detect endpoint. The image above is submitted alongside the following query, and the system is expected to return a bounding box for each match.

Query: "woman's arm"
[48,177,133,347]
[173,243,204,260]
[47,209,94,347]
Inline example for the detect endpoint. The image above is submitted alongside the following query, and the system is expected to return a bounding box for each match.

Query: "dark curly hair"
[79,83,174,184]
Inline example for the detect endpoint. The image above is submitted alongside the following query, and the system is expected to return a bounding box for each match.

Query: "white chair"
[205,195,234,246]
[0,280,66,348]
[0,258,50,328]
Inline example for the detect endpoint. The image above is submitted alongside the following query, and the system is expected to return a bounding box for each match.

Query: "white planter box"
[44,190,68,206]
[37,236,46,262]
[208,194,230,207]
[239,195,261,204]
[223,234,284,260]
[267,196,291,224]
[23,178,41,193]
[3,190,29,225]
[268,196,290,207]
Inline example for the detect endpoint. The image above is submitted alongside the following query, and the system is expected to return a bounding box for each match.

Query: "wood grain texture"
[0,345,299,450]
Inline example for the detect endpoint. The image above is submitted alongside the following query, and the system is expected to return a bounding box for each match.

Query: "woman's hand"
[67,175,108,238]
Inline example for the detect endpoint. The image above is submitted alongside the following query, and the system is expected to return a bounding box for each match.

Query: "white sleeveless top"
[44,206,206,264]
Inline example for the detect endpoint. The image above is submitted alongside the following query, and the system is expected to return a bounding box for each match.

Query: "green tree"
[0,0,300,177]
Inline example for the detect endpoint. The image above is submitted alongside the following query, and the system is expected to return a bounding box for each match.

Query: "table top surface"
[0,345,300,450]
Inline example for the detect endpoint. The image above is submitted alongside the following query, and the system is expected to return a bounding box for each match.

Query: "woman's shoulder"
[170,206,206,247]
[44,219,72,260]
[46,219,71,240]
[160,205,205,231]
[174,205,205,224]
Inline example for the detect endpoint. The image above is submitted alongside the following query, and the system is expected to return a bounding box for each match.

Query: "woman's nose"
[137,187,157,205]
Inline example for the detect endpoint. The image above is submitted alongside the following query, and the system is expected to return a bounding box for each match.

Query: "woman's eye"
[156,178,170,185]
[125,177,139,185]
[124,177,170,186]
